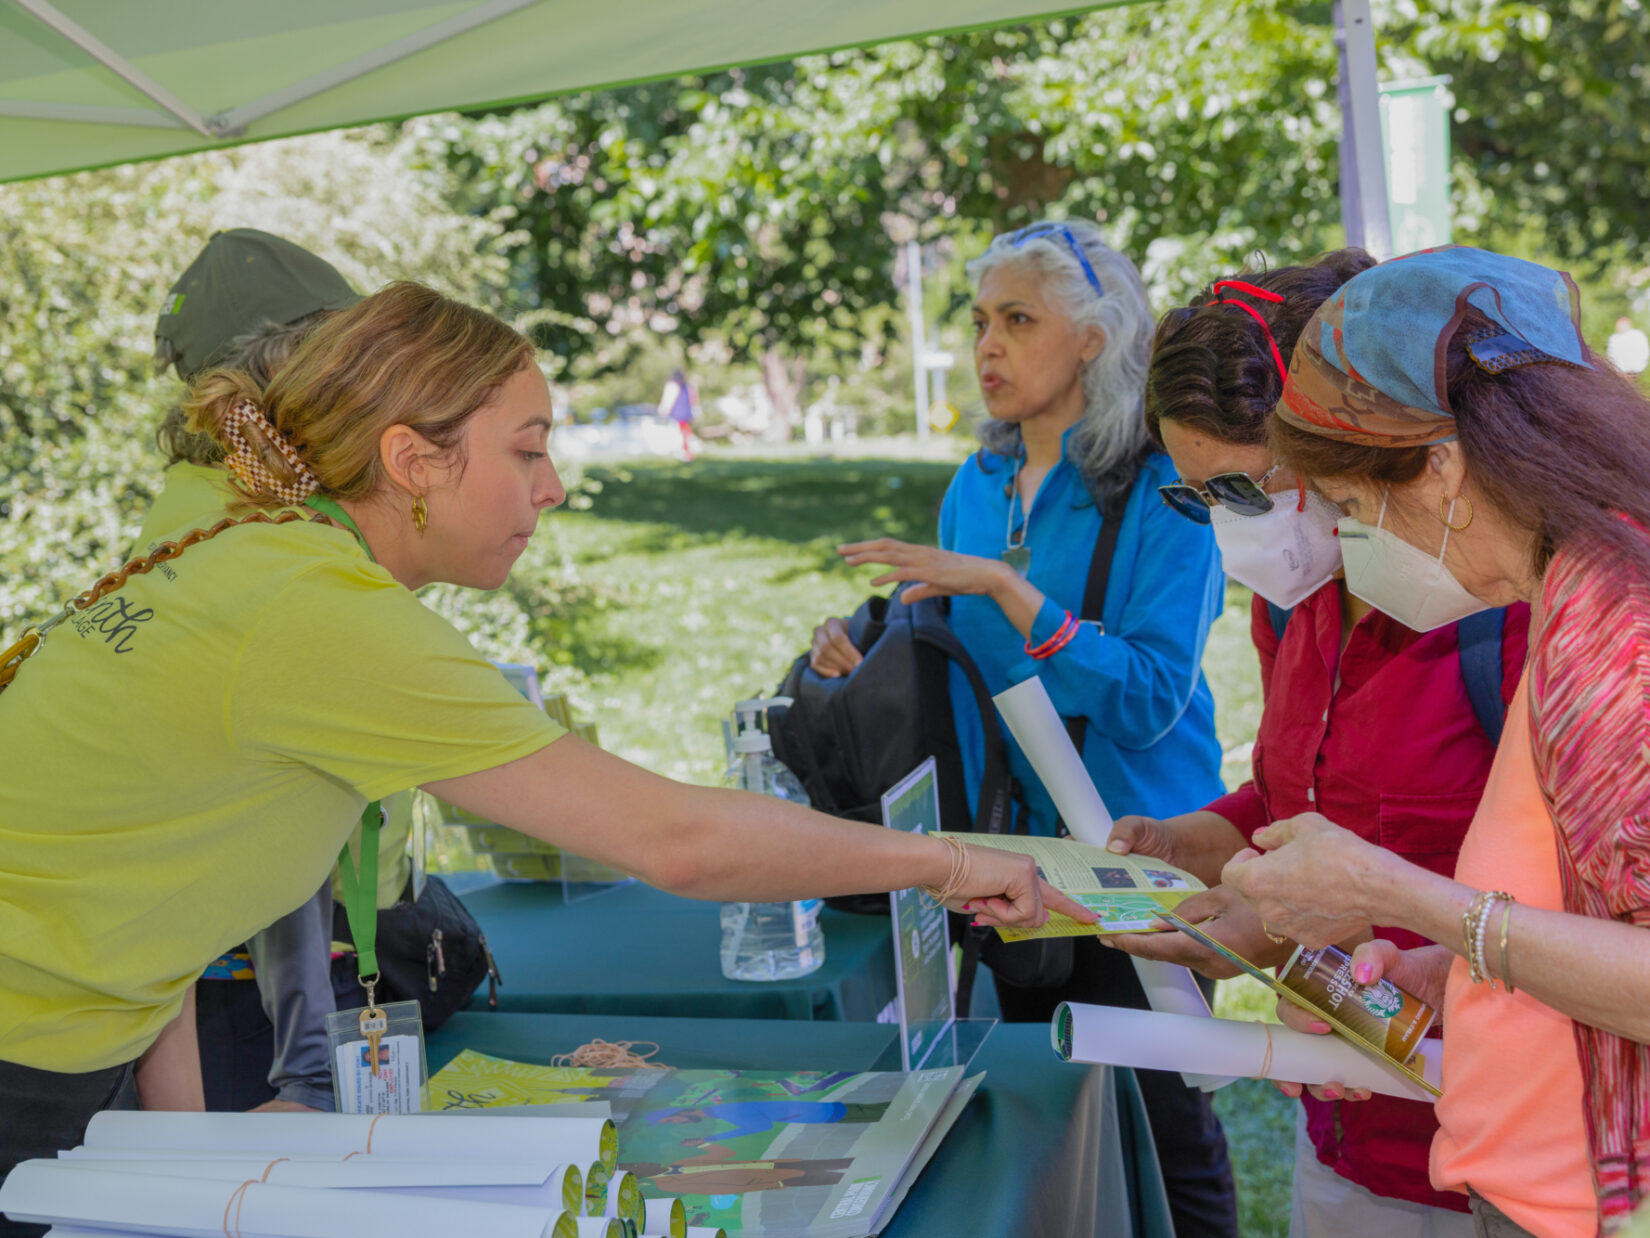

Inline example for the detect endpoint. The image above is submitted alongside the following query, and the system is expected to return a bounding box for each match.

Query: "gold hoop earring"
[411,494,428,533]
[1439,494,1473,532]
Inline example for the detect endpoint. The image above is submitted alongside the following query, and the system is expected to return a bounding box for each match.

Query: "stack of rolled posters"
[640,1197,686,1238]
[1052,1002,1443,1103]
[0,1110,624,1237]
[596,1169,643,1231]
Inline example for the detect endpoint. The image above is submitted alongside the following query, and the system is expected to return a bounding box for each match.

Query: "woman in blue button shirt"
[811,219,1234,1238]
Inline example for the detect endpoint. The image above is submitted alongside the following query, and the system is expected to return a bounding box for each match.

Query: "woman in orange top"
[1221,247,1650,1238]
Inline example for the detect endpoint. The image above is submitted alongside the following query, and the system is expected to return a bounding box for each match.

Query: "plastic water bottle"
[719,698,826,982]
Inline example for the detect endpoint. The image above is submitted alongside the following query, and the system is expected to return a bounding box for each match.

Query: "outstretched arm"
[426,735,1097,929]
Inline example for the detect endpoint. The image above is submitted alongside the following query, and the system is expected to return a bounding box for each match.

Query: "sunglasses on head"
[1007,223,1105,298]
[1158,463,1284,525]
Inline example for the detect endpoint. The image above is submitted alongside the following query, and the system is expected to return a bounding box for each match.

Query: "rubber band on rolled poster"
[1158,910,1441,1097]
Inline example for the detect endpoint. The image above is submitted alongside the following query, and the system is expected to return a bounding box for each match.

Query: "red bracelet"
[1026,611,1079,659]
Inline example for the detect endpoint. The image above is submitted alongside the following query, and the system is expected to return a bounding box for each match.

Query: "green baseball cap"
[155,228,361,381]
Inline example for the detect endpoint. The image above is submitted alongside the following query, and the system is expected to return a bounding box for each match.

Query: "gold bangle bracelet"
[1497,896,1517,994]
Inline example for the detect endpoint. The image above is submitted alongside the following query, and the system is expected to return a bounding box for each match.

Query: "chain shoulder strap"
[0,508,326,695]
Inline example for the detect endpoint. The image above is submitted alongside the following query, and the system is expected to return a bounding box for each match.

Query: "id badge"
[325,998,427,1114]
[1002,545,1031,576]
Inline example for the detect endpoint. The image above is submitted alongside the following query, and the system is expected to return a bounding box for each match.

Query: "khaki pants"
[1468,1194,1540,1238]
[1290,1109,1475,1238]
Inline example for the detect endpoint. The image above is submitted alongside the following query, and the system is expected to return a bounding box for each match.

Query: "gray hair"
[966,220,1154,506]
[154,311,330,467]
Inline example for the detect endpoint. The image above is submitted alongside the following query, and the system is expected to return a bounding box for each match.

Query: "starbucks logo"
[1359,979,1404,1019]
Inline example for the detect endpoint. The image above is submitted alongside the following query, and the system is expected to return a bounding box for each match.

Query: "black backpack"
[768,591,1013,871]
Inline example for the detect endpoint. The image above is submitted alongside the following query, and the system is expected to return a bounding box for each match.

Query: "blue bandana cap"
[1279,245,1587,447]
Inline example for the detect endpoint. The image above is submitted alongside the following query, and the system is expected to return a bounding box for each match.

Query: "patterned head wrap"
[222,399,321,504]
[1277,245,1587,447]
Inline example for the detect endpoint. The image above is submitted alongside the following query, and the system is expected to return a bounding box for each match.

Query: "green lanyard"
[305,495,384,992]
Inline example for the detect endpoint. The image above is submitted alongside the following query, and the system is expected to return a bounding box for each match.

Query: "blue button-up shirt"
[943,438,1226,834]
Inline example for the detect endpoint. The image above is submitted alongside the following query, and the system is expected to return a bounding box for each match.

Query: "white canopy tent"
[0,0,1390,254]
[0,0,1151,182]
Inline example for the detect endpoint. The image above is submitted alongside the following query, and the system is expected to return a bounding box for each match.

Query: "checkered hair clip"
[1464,328,1586,376]
[222,399,321,505]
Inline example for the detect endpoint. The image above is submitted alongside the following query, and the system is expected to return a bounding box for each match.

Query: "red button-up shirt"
[1207,584,1530,1212]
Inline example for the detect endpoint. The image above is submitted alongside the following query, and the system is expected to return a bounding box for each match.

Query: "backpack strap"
[1267,600,1291,643]
[915,598,1014,1018]
[1456,607,1507,747]
[912,599,1012,837]
[1054,491,1128,836]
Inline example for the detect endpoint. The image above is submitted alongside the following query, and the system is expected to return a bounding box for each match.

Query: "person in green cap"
[141,229,364,1117]
[150,227,362,517]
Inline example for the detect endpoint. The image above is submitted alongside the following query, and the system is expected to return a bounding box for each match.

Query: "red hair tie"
[1207,281,1288,386]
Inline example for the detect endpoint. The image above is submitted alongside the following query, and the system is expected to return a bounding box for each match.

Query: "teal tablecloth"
[428,1011,1173,1238]
[460,880,897,1021]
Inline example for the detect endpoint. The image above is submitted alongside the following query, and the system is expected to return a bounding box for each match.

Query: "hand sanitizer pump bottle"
[719,698,826,981]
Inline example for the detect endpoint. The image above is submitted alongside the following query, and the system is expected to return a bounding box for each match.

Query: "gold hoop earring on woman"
[1439,494,1473,532]
[411,494,429,534]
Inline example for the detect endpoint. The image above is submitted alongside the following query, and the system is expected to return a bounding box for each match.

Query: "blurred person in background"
[1606,315,1648,379]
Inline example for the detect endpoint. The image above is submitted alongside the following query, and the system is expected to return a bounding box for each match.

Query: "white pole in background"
[1335,0,1393,258]
[905,238,931,439]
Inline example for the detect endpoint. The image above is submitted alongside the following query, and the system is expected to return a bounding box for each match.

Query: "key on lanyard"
[359,1003,389,1077]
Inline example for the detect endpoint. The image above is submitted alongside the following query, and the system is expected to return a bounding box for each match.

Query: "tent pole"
[1334,0,1393,258]
[905,240,931,440]
[12,0,217,138]
[0,100,188,130]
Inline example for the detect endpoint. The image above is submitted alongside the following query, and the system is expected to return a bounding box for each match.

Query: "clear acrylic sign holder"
[880,758,959,1071]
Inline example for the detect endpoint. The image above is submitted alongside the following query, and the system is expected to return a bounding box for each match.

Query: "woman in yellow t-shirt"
[0,281,1085,1203]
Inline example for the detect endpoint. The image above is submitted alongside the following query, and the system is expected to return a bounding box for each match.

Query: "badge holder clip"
[326,801,428,1113]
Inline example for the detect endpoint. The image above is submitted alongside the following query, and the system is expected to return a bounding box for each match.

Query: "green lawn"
[532,449,1294,1233]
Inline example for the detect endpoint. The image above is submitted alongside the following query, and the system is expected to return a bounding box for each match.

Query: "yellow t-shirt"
[333,790,415,912]
[136,462,240,548]
[0,514,563,1071]
[140,465,415,909]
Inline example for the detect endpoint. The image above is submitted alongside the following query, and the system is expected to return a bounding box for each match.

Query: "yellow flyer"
[936,832,1203,940]
[429,1048,639,1110]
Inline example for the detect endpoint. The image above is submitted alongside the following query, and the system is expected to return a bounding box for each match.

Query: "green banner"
[1380,77,1454,254]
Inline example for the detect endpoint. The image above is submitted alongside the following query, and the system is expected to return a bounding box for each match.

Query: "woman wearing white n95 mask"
[1103,250,1530,1238]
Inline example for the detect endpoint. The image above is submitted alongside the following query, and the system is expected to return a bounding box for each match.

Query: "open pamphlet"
[935,831,1204,940]
[429,1049,980,1237]
[1159,911,1442,1098]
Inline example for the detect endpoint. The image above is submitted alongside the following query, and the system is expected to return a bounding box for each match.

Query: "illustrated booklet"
[428,1049,980,1236]
[936,831,1204,940]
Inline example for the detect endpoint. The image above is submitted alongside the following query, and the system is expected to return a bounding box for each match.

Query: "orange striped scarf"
[1529,526,1650,1231]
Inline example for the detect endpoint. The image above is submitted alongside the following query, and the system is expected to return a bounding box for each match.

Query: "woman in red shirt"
[1110,250,1528,1237]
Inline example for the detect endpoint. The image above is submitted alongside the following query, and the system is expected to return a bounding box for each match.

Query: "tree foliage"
[1385,0,1650,269]
[429,0,1348,422]
[429,0,1649,417]
[0,128,547,654]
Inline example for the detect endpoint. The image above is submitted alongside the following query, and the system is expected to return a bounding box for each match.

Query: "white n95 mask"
[1337,490,1489,632]
[1210,491,1343,609]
